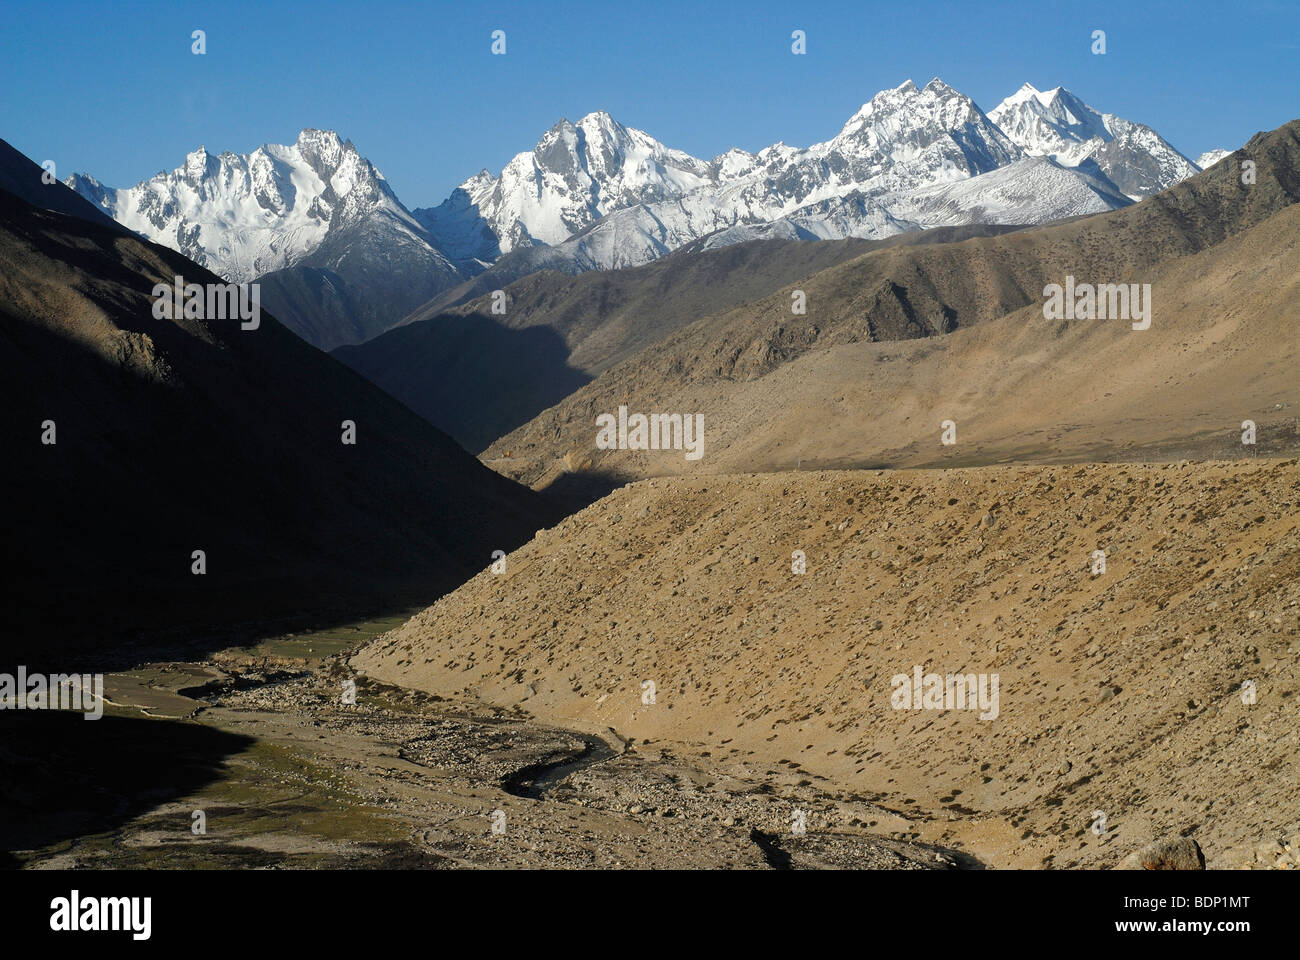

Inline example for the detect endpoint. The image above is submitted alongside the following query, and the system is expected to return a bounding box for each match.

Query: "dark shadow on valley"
[332,312,591,454]
[1,188,557,668]
[0,318,526,669]
[535,468,629,514]
[0,710,254,869]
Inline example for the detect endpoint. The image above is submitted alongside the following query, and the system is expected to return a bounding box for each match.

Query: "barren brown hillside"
[491,201,1300,489]
[356,459,1300,869]
[334,225,1027,452]
[397,223,1031,375]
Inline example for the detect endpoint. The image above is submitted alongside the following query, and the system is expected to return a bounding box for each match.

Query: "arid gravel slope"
[356,460,1300,868]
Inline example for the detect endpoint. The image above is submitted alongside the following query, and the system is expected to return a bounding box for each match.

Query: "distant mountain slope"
[482,120,1300,486]
[64,130,470,350]
[0,178,554,659]
[1197,148,1232,169]
[253,208,470,350]
[333,224,1029,452]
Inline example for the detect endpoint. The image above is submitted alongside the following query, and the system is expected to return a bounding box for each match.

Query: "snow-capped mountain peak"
[1000,81,1045,106]
[183,145,213,184]
[818,77,1021,196]
[414,109,714,260]
[990,84,1109,160]
[989,83,1197,199]
[64,128,427,284]
[1000,81,1072,111]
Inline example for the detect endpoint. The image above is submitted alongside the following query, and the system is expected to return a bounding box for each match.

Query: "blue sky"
[1,0,1295,207]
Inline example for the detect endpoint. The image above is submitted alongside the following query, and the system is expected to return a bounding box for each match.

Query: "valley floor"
[4,629,961,870]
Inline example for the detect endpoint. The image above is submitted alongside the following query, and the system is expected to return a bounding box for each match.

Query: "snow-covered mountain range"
[67,129,450,283]
[67,79,1209,349]
[418,78,1191,276]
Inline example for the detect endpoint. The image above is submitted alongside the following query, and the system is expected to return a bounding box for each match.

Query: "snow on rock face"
[415,110,714,261]
[64,129,437,284]
[884,155,1129,226]
[988,83,1198,199]
[1196,148,1231,170]
[710,147,761,182]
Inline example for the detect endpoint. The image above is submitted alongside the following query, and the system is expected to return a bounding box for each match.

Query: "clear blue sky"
[1,0,1295,207]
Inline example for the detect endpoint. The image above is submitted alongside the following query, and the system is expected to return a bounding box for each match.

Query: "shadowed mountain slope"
[0,138,130,234]
[0,181,554,662]
[253,213,472,351]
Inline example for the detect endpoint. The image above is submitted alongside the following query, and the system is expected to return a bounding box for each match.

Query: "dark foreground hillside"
[0,169,555,664]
